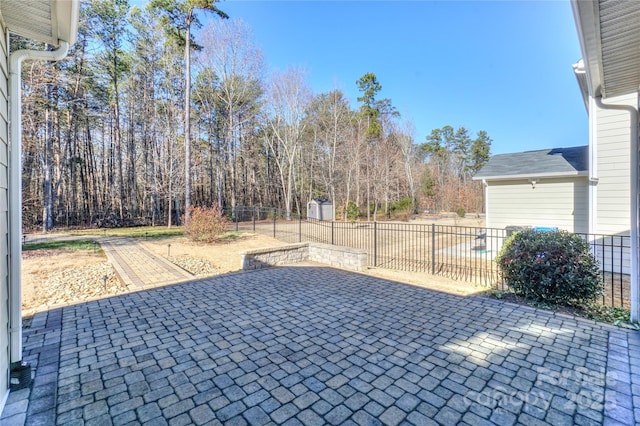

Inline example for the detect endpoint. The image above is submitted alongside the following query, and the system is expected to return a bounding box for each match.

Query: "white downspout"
[9,41,70,363]
[587,95,598,235]
[593,95,639,322]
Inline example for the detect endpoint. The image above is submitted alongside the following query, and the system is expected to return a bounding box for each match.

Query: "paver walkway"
[1,265,638,425]
[99,238,193,290]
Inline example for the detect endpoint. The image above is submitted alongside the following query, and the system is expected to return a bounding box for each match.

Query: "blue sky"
[204,0,586,155]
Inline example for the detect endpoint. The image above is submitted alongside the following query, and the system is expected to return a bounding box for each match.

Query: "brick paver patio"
[2,265,639,425]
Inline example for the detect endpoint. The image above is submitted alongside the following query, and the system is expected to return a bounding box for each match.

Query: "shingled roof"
[473,145,588,181]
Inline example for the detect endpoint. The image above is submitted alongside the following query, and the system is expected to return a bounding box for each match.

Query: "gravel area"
[166,255,217,277]
[36,262,125,308]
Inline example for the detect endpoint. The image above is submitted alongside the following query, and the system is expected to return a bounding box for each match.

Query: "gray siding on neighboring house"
[0,25,9,405]
[486,177,589,233]
[594,93,634,236]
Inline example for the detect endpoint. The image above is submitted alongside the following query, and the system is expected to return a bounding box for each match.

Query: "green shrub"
[390,197,413,212]
[456,207,466,218]
[389,197,414,221]
[496,229,603,306]
[346,201,360,222]
[184,206,228,243]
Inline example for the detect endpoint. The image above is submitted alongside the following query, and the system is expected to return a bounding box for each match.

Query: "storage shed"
[307,199,334,221]
[473,146,589,233]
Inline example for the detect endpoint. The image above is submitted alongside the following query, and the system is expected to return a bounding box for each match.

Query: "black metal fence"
[228,206,631,309]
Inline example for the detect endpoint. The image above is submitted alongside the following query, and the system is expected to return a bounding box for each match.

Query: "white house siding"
[0,26,9,408]
[588,93,636,276]
[593,93,634,237]
[486,178,588,233]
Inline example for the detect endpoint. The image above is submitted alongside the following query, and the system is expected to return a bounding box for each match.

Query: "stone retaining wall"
[308,243,367,272]
[240,242,367,272]
[240,243,308,270]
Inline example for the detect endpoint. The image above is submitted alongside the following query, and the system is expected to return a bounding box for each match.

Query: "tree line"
[19,0,491,230]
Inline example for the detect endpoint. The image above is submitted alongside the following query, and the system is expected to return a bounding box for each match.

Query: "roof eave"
[55,0,79,46]
[572,60,590,112]
[472,171,589,181]
[571,0,603,98]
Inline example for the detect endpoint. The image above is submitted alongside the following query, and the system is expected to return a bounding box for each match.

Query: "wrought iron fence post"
[431,223,435,275]
[235,207,238,232]
[253,206,256,231]
[374,222,378,267]
[331,222,334,245]
[273,208,276,238]
[299,214,302,243]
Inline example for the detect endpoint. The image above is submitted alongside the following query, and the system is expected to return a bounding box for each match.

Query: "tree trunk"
[183,12,193,225]
[43,82,54,231]
[113,57,124,219]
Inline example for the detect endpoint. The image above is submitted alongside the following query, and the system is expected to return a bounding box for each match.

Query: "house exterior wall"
[485,177,588,233]
[0,25,9,408]
[592,92,635,237]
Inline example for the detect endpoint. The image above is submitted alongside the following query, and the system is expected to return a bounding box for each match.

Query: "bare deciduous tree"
[198,18,264,211]
[263,68,310,219]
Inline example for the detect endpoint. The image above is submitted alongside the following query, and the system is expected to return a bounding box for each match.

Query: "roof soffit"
[0,0,78,46]
[572,0,603,97]
[573,0,640,99]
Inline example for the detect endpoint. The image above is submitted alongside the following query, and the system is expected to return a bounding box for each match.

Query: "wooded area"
[19,0,492,230]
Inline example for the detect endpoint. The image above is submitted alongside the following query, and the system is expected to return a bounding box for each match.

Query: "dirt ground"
[413,215,486,227]
[363,267,488,296]
[140,233,285,274]
[22,227,487,315]
[141,231,486,296]
[21,233,287,313]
